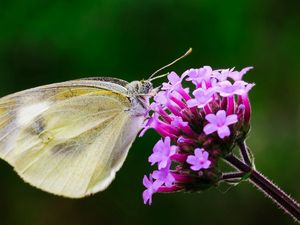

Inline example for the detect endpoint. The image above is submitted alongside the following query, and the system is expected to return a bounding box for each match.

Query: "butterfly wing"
[0,80,145,198]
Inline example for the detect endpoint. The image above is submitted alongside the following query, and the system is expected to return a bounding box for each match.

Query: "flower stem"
[222,172,246,180]
[237,140,252,166]
[225,154,300,223]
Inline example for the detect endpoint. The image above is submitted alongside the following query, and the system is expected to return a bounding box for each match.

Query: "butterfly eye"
[140,81,153,94]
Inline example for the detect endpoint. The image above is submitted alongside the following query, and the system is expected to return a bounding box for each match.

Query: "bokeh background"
[0,0,300,225]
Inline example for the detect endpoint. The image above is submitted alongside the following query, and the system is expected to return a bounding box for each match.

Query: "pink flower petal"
[190,165,201,171]
[168,72,180,84]
[158,159,170,170]
[143,175,151,188]
[164,136,171,147]
[232,66,253,80]
[148,153,161,165]
[225,114,238,126]
[203,123,218,135]
[143,189,152,205]
[187,99,199,108]
[186,155,198,165]
[216,110,226,119]
[194,148,204,158]
[202,151,209,159]
[205,114,217,123]
[217,126,230,139]
[202,160,211,169]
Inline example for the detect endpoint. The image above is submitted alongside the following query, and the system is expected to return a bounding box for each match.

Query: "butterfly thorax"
[125,80,153,116]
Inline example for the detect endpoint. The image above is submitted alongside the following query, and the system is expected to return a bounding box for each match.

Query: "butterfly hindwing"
[0,80,144,198]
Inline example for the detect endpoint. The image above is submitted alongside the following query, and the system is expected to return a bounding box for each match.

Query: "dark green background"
[0,1,299,225]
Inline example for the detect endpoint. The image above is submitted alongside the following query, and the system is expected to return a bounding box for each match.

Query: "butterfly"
[0,49,191,198]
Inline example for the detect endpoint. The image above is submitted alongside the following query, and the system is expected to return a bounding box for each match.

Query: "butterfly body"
[0,77,152,198]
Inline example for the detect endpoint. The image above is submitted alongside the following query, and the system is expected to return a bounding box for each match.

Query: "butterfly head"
[126,80,153,96]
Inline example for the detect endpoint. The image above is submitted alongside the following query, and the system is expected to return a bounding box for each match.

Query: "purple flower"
[140,66,254,204]
[153,91,184,117]
[217,80,254,97]
[212,67,253,82]
[212,68,232,81]
[143,174,160,205]
[204,110,238,139]
[152,166,175,187]
[187,87,215,108]
[153,91,168,105]
[185,66,212,85]
[148,137,177,169]
[139,112,179,138]
[170,116,188,128]
[229,67,253,81]
[162,72,183,91]
[186,148,211,171]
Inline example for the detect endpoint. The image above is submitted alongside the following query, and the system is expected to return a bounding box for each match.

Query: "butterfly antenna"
[148,48,192,81]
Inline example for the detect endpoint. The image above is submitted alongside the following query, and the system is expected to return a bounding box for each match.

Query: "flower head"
[141,65,254,204]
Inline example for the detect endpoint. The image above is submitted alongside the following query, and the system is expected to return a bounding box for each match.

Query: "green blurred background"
[0,0,299,225]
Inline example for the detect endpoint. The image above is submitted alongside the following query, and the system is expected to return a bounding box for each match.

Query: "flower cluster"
[141,66,254,205]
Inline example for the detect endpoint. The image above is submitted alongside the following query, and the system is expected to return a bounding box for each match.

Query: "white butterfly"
[0,49,191,198]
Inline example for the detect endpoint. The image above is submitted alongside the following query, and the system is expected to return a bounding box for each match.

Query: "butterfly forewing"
[0,80,144,198]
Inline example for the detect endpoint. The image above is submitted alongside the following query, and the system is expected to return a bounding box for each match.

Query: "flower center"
[216,119,225,127]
